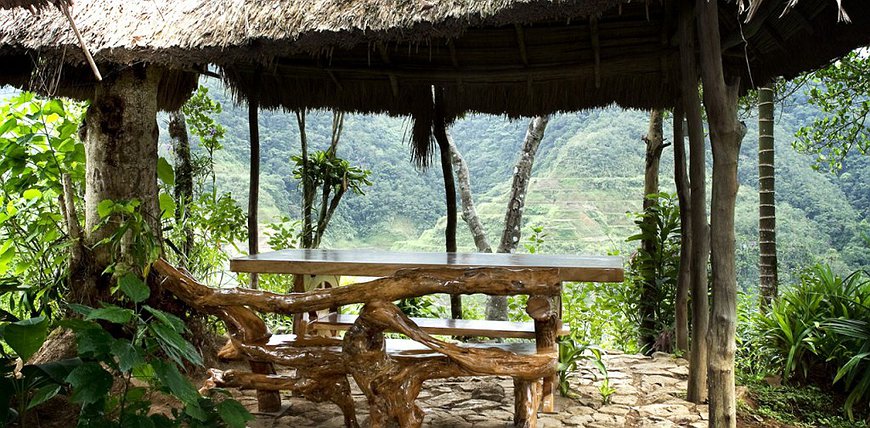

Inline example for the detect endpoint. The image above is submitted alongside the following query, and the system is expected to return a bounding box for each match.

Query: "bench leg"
[513,377,542,428]
[542,373,557,413]
[249,361,282,412]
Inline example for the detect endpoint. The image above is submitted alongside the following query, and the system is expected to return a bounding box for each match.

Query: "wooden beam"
[590,17,601,88]
[326,69,344,91]
[377,43,400,97]
[514,24,529,66]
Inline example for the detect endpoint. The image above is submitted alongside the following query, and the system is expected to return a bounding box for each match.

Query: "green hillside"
[162,78,869,291]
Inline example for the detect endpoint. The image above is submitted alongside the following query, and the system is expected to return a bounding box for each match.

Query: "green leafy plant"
[626,192,681,352]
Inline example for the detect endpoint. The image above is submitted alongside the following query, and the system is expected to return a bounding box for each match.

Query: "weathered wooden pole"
[697,0,747,425]
[168,110,194,262]
[679,0,710,404]
[432,88,461,319]
[673,102,691,354]
[248,99,260,290]
[758,85,777,307]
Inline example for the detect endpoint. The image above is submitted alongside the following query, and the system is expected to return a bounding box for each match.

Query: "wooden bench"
[155,259,566,428]
[309,312,571,339]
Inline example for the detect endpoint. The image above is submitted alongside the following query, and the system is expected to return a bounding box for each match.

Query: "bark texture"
[73,65,162,305]
[487,116,549,321]
[639,109,665,351]
[673,104,691,354]
[679,0,710,404]
[758,85,778,307]
[248,100,260,289]
[697,0,746,425]
[449,135,492,253]
[168,109,193,260]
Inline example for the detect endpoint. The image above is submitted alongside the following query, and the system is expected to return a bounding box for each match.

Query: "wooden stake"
[59,2,102,81]
[248,99,260,290]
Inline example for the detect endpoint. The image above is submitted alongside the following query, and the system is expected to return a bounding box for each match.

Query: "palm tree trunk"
[758,85,778,307]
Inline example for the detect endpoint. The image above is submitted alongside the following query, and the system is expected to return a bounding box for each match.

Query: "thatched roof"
[0,0,868,116]
[0,0,64,11]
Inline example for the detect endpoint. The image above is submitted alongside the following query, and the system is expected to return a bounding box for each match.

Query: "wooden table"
[230,249,623,420]
[231,249,624,283]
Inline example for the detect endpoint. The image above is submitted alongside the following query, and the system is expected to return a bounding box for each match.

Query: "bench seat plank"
[265,334,541,358]
[309,313,570,339]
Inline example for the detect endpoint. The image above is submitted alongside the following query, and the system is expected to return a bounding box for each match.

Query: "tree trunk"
[248,100,260,289]
[168,109,193,261]
[758,85,777,308]
[296,110,315,249]
[673,103,691,354]
[697,0,746,425]
[432,90,460,319]
[448,134,493,254]
[71,65,162,306]
[639,109,665,351]
[486,116,549,321]
[679,0,710,404]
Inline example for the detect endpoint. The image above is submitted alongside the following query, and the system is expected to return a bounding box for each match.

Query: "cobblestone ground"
[239,352,709,427]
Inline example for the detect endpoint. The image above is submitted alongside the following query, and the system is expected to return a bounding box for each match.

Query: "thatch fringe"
[0,0,65,11]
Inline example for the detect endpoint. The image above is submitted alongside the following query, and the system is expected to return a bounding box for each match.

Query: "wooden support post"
[292,274,307,336]
[673,101,691,354]
[679,0,710,404]
[513,378,542,428]
[697,0,746,425]
[527,295,558,413]
[432,88,461,320]
[249,361,282,413]
[248,99,260,290]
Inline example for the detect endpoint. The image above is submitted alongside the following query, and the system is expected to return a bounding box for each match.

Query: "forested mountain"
[162,77,865,290]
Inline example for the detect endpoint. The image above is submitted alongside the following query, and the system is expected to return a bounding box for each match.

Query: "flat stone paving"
[241,352,709,427]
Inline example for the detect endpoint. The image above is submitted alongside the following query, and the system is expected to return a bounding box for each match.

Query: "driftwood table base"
[154,259,563,428]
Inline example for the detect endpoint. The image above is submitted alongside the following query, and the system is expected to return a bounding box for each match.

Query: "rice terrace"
[0,0,868,427]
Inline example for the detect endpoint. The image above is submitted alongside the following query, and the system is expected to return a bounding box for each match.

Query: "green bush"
[743,264,870,419]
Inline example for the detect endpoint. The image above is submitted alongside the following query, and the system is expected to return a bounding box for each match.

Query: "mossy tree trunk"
[697,0,747,425]
[70,65,162,306]
[679,0,710,404]
[758,85,777,307]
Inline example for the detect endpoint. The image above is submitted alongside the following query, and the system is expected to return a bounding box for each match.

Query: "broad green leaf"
[85,305,135,324]
[159,193,176,219]
[22,188,41,200]
[157,157,175,186]
[2,315,49,361]
[27,384,62,410]
[152,360,199,405]
[110,340,144,372]
[21,358,83,385]
[119,273,150,303]
[66,362,113,405]
[96,199,115,218]
[218,399,253,428]
[149,321,202,367]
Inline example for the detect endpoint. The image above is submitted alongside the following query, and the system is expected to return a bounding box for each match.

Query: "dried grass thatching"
[0,0,868,122]
[0,0,64,11]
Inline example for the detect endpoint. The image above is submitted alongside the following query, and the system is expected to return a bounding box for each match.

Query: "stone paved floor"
[240,352,709,427]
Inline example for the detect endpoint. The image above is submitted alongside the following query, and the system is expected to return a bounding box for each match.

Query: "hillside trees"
[795,50,869,171]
